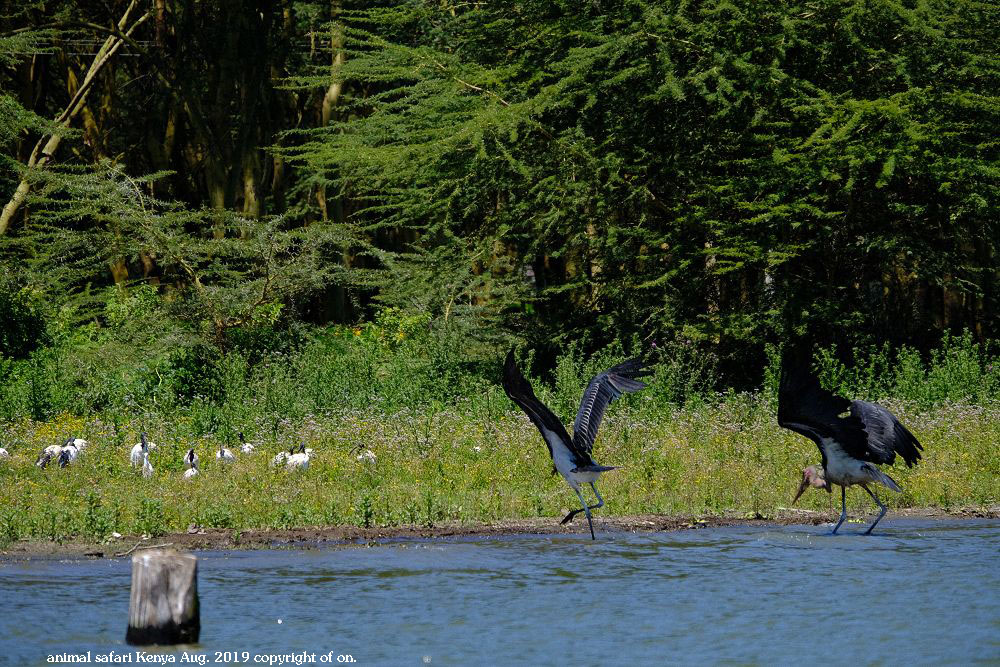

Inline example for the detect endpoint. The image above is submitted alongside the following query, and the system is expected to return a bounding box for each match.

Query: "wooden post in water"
[125,549,200,645]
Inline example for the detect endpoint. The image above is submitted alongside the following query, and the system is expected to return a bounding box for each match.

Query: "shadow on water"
[1,518,998,665]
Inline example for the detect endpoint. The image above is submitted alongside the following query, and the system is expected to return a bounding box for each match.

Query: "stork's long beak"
[792,477,809,504]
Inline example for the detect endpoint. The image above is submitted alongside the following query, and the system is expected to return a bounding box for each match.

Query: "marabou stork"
[502,350,651,539]
[778,353,923,535]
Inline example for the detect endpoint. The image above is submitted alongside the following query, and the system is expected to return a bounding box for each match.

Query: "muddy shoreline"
[2,507,996,561]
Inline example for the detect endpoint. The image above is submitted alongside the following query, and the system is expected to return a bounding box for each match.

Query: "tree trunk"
[125,549,199,646]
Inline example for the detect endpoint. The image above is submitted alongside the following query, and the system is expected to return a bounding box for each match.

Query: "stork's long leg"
[589,482,605,510]
[570,487,596,540]
[560,483,604,525]
[832,486,848,535]
[860,484,887,535]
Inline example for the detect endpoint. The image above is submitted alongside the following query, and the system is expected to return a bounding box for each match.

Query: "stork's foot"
[560,509,582,525]
[861,518,883,536]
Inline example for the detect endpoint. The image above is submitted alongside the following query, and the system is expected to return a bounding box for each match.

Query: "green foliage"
[136,498,166,538]
[811,331,1000,407]
[83,491,114,540]
[279,0,1000,373]
[3,0,999,390]
[163,344,224,403]
[104,285,161,332]
[199,504,235,530]
[0,279,49,359]
[0,31,60,152]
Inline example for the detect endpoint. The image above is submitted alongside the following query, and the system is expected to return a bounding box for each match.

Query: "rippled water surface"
[2,519,998,666]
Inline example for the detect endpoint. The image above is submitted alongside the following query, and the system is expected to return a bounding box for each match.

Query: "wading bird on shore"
[183,449,200,479]
[238,432,255,454]
[130,433,157,467]
[217,443,236,464]
[271,448,292,468]
[131,433,154,478]
[36,437,70,468]
[502,350,651,539]
[142,448,154,478]
[60,439,81,465]
[286,444,311,471]
[779,353,923,535]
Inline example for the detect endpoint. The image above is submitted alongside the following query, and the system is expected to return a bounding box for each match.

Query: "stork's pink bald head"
[793,465,828,503]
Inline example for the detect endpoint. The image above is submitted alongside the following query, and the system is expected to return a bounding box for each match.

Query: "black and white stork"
[502,350,651,539]
[778,354,923,535]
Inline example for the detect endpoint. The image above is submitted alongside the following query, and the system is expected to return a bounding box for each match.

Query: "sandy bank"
[3,506,997,561]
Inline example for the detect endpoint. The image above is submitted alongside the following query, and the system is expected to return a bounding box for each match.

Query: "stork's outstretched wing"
[850,400,922,467]
[502,350,592,466]
[777,359,869,465]
[573,358,651,454]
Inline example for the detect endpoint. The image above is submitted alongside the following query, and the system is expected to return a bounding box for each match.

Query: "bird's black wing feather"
[573,358,651,454]
[502,351,590,465]
[850,400,923,467]
[778,359,870,465]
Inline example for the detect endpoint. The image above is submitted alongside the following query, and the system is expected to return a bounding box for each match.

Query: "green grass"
[2,396,997,546]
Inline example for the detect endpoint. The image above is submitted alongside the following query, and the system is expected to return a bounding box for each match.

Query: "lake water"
[2,519,998,666]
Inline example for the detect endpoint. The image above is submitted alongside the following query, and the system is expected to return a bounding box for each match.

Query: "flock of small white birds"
[9,429,335,479]
[270,444,314,470]
[30,436,89,469]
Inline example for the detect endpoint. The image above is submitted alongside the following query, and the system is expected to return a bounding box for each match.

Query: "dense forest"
[1,0,999,413]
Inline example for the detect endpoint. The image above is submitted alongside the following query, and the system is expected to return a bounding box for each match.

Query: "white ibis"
[60,439,81,465]
[501,349,651,539]
[141,449,154,478]
[130,433,157,466]
[183,449,200,479]
[270,448,292,467]
[285,444,311,470]
[130,433,154,477]
[778,353,923,535]
[216,443,236,464]
[238,432,255,454]
[36,437,70,468]
[0,446,9,460]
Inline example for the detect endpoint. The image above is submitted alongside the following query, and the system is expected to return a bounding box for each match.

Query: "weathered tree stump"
[125,549,200,645]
